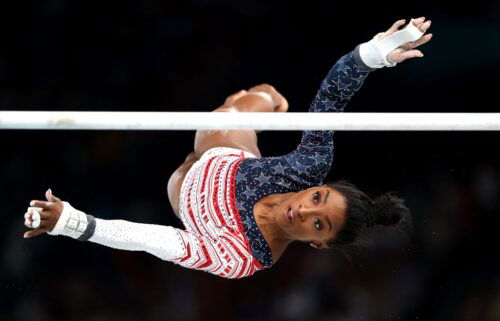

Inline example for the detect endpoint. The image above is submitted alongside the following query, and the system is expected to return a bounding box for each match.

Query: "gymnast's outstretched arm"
[23,189,255,279]
[251,17,433,187]
[23,190,187,258]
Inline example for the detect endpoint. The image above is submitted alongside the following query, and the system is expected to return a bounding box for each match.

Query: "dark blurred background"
[1,1,500,320]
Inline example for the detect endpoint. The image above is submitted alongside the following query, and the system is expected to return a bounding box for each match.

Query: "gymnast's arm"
[23,191,188,259]
[276,17,433,186]
[272,47,374,186]
[22,190,239,277]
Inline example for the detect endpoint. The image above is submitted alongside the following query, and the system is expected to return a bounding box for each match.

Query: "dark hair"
[326,180,412,250]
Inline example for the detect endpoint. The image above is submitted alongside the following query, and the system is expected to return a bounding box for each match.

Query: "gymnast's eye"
[313,191,321,203]
[314,217,322,231]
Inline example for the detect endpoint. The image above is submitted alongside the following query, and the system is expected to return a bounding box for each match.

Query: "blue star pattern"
[236,47,373,268]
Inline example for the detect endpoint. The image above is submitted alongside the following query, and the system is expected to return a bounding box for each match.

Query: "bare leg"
[194,84,288,158]
[167,84,288,219]
[167,152,198,219]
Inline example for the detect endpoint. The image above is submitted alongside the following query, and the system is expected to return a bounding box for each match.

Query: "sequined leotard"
[74,45,374,278]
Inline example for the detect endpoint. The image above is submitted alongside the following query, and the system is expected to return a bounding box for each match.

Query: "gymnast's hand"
[23,189,63,238]
[382,17,433,64]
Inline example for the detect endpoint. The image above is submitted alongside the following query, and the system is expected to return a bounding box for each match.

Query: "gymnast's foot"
[248,84,289,113]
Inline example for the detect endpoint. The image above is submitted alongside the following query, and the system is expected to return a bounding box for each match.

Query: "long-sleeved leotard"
[235,46,373,267]
[66,45,374,278]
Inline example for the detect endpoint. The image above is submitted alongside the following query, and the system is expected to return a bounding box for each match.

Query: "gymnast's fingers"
[417,20,432,33]
[27,207,52,219]
[411,17,426,28]
[24,228,47,239]
[388,19,406,33]
[400,33,433,50]
[24,207,42,220]
[398,49,424,62]
[46,189,61,202]
[24,208,41,228]
[29,200,54,210]
[24,216,32,227]
[378,19,405,41]
[26,206,43,214]
[387,48,424,64]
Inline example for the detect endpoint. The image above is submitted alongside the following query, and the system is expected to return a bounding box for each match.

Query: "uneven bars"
[1,111,500,131]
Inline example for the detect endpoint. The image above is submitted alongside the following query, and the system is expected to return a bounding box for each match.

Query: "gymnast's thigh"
[193,106,262,158]
[167,152,198,219]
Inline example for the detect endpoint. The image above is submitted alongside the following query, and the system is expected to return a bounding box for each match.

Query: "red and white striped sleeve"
[86,218,260,279]
[46,201,261,278]
[172,228,261,279]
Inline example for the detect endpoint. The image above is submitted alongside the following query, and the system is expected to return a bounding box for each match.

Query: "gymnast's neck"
[253,192,295,263]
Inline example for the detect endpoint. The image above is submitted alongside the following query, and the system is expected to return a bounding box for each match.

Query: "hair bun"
[370,192,410,227]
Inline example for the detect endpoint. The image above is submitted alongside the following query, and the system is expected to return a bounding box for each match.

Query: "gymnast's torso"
[172,47,373,278]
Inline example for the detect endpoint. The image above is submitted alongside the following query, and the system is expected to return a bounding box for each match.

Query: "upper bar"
[1,111,500,131]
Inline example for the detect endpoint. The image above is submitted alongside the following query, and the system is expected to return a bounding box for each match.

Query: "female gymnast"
[23,17,432,279]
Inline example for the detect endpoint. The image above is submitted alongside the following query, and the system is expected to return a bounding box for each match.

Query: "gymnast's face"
[276,185,347,249]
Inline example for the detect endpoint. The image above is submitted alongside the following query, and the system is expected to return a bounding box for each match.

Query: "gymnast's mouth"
[285,206,293,224]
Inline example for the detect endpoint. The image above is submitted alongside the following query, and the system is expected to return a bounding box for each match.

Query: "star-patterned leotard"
[235,45,373,269]
[71,45,375,279]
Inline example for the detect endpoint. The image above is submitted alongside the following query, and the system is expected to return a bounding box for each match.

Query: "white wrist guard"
[48,201,96,241]
[359,21,424,69]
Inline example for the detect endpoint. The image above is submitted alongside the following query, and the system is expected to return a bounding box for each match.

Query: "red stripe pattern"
[171,147,263,279]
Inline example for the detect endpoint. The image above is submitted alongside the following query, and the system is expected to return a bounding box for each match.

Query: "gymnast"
[23,17,432,278]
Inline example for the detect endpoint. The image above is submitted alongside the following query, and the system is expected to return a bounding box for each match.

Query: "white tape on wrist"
[359,20,424,69]
[48,201,90,239]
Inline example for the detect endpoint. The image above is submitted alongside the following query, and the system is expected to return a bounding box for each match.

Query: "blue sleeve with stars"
[277,46,374,186]
[238,46,374,192]
[235,47,375,267]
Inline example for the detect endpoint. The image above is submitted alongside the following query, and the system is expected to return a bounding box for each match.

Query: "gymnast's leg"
[193,84,288,158]
[167,84,288,219]
[167,151,198,219]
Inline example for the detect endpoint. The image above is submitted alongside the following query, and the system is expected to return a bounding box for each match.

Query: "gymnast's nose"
[297,205,307,222]
[298,204,319,222]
